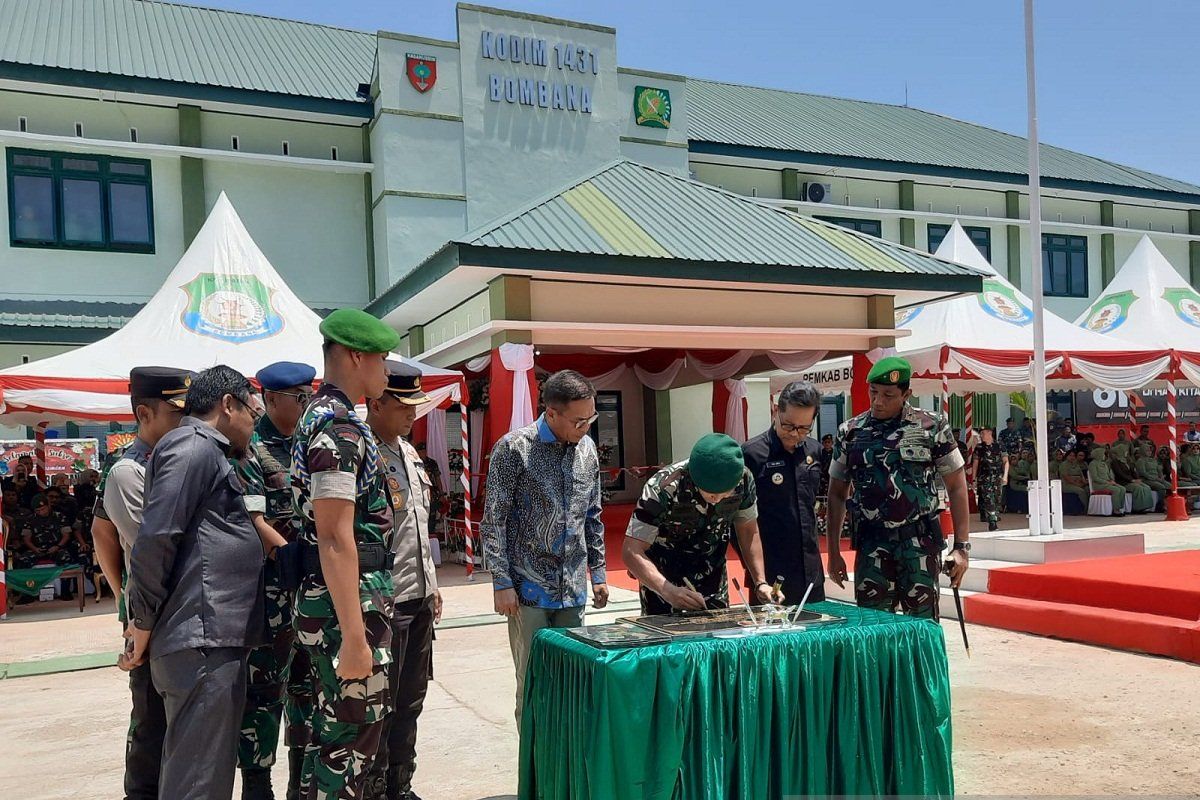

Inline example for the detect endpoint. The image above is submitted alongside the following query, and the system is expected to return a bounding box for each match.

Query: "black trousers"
[372,594,436,792]
[125,661,167,800]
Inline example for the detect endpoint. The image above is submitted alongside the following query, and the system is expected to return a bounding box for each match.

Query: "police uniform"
[829,358,964,618]
[364,362,438,800]
[103,366,192,800]
[232,361,315,799]
[741,427,825,603]
[291,310,399,800]
[627,434,758,615]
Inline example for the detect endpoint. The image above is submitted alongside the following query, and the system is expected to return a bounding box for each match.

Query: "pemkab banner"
[1074,388,1200,425]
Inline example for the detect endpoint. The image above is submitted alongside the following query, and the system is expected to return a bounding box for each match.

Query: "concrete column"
[1005,190,1022,289]
[1100,200,1115,288]
[178,105,206,246]
[407,325,425,358]
[898,180,916,248]
[866,295,896,349]
[1190,210,1200,288]
[362,126,377,300]
[781,169,801,202]
[488,275,533,346]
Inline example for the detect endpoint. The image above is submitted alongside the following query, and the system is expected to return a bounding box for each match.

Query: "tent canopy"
[0,193,463,425]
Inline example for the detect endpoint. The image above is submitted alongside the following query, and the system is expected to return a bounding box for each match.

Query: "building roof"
[459,159,981,278]
[0,0,375,103]
[0,299,140,329]
[686,79,1200,200]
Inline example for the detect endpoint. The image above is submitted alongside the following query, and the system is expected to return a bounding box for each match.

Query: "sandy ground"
[3,517,1200,798]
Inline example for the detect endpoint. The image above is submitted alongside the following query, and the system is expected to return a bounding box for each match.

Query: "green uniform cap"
[319,308,399,354]
[866,355,912,386]
[688,433,745,493]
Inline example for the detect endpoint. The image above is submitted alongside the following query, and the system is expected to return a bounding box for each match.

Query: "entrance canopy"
[0,194,463,425]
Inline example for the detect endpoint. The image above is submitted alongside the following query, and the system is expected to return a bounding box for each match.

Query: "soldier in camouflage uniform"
[623,434,780,615]
[826,357,971,619]
[291,310,398,800]
[971,427,1008,531]
[233,362,317,800]
[13,493,74,567]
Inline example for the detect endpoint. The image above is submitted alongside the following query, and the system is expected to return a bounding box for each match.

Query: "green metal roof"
[686,79,1200,198]
[0,0,376,102]
[459,160,980,277]
[0,300,138,329]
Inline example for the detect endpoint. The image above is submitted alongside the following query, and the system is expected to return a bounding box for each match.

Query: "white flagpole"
[1025,0,1051,535]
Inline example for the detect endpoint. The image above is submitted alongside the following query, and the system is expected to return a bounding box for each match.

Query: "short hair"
[130,395,162,415]
[1006,417,1014,423]
[541,370,596,407]
[17,454,32,463]
[183,365,253,416]
[776,381,822,413]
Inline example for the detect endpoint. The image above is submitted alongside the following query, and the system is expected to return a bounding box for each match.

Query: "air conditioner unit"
[803,182,832,203]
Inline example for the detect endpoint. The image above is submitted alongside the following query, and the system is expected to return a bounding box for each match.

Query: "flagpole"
[1024,0,1051,535]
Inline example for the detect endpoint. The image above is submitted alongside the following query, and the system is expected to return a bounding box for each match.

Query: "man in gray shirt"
[364,361,442,800]
[101,365,191,800]
[124,365,266,800]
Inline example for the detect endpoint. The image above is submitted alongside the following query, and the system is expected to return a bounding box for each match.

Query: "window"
[815,215,882,237]
[281,141,290,156]
[330,146,339,161]
[74,122,83,137]
[7,148,154,252]
[18,116,27,132]
[928,223,992,262]
[1042,233,1088,297]
[230,135,240,151]
[129,128,138,143]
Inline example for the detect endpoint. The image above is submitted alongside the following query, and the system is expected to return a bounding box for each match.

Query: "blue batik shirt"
[480,416,606,608]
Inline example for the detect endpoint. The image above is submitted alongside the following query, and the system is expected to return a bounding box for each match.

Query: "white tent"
[895,222,1168,394]
[0,193,465,426]
[1075,235,1200,385]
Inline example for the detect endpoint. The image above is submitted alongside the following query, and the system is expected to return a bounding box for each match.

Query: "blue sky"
[210,0,1198,184]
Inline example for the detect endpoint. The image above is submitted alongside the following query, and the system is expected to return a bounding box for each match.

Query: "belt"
[300,542,395,577]
[857,514,941,541]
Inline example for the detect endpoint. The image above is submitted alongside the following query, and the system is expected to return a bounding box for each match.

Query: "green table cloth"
[518,601,953,799]
[5,566,71,597]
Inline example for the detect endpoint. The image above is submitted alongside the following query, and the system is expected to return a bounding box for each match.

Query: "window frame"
[814,215,883,238]
[1041,233,1088,298]
[927,223,992,262]
[6,147,155,254]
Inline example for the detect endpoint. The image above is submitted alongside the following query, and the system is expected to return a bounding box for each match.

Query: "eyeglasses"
[778,422,814,435]
[270,389,312,405]
[572,413,600,431]
[234,395,264,422]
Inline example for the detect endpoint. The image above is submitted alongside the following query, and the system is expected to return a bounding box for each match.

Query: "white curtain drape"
[425,407,451,493]
[498,342,535,431]
[953,351,1065,387]
[689,351,753,381]
[1179,354,1200,387]
[634,358,684,391]
[723,379,748,443]
[465,355,491,374]
[1068,355,1169,392]
[587,363,629,390]
[766,350,828,373]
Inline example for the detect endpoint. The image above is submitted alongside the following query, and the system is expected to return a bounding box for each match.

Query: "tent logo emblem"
[180,273,284,343]
[1163,287,1200,329]
[978,280,1032,326]
[894,306,923,328]
[1084,289,1136,333]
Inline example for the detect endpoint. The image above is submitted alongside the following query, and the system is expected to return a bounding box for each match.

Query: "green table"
[518,601,953,799]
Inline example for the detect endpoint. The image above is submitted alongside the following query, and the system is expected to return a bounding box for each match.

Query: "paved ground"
[3,516,1200,798]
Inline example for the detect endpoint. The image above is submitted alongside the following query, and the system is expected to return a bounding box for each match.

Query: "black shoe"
[988,521,998,531]
[285,748,303,800]
[241,767,275,800]
[398,792,424,800]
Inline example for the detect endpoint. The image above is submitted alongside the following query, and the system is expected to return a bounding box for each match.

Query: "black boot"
[386,766,421,800]
[285,748,304,800]
[988,520,998,531]
[241,767,275,800]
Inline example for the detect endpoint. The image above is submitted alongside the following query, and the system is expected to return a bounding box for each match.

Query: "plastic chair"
[1086,473,1113,516]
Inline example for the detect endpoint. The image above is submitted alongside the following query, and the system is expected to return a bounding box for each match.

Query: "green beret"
[319,309,399,354]
[866,356,912,386]
[688,433,745,493]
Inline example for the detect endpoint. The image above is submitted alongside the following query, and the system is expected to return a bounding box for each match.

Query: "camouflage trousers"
[295,603,393,800]
[238,566,311,770]
[854,521,943,619]
[976,473,1004,525]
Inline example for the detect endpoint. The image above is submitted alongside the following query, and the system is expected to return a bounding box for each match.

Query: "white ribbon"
[724,379,749,443]
[464,355,491,374]
[425,407,451,493]
[498,342,535,432]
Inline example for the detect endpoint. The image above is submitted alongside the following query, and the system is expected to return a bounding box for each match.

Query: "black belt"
[857,514,941,541]
[299,541,394,577]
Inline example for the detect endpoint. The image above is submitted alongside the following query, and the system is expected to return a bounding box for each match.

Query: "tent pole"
[1024,0,1051,535]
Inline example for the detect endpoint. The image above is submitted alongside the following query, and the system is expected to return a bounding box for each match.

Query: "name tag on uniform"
[765,460,786,469]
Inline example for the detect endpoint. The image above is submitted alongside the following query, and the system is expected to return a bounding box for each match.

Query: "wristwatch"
[952,541,971,552]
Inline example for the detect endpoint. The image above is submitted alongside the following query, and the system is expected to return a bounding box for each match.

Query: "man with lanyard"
[99,366,191,800]
[291,309,398,799]
[741,380,826,604]
[233,361,316,800]
[623,433,782,615]
[826,357,970,617]
[364,361,443,800]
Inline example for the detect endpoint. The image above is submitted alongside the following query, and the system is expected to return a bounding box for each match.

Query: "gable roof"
[686,79,1200,200]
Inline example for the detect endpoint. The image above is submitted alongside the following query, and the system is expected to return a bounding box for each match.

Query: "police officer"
[234,361,316,800]
[622,433,781,615]
[101,366,191,800]
[364,362,442,800]
[291,309,398,800]
[741,380,826,604]
[825,357,970,618]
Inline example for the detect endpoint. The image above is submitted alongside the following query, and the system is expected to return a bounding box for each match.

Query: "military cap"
[688,433,745,493]
[31,493,48,509]
[866,356,912,386]
[383,360,430,406]
[256,361,316,391]
[319,308,399,354]
[129,366,194,408]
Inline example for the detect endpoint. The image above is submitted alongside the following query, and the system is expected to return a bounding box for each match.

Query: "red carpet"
[966,550,1200,663]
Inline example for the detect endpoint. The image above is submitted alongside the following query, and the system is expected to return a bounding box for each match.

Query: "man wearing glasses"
[481,369,608,725]
[741,381,827,604]
[233,361,316,800]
